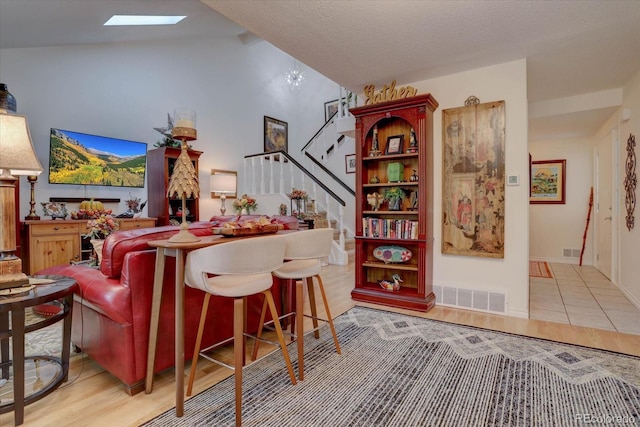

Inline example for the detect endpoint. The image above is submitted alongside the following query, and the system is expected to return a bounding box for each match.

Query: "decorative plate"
[41,202,68,219]
[373,246,412,263]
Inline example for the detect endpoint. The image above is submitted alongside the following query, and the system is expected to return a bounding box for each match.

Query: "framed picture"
[442,100,506,258]
[264,116,288,154]
[345,153,356,174]
[324,99,339,122]
[385,135,404,155]
[530,159,566,204]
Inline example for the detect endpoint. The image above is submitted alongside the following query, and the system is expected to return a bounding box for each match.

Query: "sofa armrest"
[37,264,130,324]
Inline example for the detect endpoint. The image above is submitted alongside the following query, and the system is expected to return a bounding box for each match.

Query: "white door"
[595,131,614,280]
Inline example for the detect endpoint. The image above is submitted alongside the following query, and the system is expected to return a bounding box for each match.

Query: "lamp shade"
[0,113,43,175]
[210,173,236,194]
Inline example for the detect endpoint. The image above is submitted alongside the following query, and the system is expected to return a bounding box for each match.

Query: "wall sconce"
[0,112,43,289]
[210,170,237,215]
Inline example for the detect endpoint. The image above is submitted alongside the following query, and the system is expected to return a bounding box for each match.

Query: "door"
[595,131,614,280]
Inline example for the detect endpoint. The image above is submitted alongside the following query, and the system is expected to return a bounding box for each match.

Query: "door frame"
[594,129,619,284]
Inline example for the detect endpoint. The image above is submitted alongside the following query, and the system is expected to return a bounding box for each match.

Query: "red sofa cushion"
[100,221,213,278]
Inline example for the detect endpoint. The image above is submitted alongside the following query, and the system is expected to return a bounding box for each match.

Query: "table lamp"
[167,108,200,243]
[210,172,236,215]
[0,112,43,289]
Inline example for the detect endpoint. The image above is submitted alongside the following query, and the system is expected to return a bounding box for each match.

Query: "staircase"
[242,87,358,266]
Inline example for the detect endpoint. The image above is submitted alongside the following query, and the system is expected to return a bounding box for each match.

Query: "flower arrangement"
[287,188,308,200]
[87,214,120,239]
[232,194,258,215]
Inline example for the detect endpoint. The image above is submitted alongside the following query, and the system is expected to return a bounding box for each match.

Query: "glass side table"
[0,276,76,426]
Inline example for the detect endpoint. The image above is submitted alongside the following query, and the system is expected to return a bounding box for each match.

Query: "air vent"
[434,285,506,314]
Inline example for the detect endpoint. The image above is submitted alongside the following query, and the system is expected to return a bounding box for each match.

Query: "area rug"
[530,260,553,278]
[144,306,640,427]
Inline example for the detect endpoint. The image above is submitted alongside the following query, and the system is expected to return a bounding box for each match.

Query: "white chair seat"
[272,259,321,280]
[205,273,274,298]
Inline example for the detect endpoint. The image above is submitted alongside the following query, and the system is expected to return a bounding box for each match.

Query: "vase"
[387,197,402,211]
[90,239,105,266]
[291,198,305,218]
[0,83,17,113]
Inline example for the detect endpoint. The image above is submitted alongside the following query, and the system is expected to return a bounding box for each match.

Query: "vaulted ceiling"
[2,0,639,141]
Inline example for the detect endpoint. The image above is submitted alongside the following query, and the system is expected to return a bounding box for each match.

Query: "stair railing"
[243,150,350,265]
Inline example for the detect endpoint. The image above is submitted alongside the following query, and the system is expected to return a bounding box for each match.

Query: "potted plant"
[383,187,406,211]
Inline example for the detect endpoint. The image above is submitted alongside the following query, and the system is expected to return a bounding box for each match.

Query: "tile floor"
[530,263,640,335]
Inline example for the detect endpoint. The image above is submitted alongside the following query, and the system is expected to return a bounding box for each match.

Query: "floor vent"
[563,248,580,258]
[434,285,506,314]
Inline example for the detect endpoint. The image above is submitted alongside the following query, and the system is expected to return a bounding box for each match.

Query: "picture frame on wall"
[442,100,506,258]
[264,116,288,155]
[324,99,339,122]
[385,135,404,155]
[530,159,566,204]
[345,153,356,174]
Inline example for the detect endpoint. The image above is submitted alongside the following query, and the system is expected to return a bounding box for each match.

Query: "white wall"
[618,69,640,306]
[410,59,530,318]
[0,36,338,220]
[529,138,594,264]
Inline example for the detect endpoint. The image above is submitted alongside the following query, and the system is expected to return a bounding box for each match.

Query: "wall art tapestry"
[442,100,505,258]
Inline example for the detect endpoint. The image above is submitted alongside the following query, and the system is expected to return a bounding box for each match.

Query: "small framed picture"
[385,135,404,155]
[324,99,339,122]
[530,159,566,204]
[345,153,356,174]
[264,116,288,154]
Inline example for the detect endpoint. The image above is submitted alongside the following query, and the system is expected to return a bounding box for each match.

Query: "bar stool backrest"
[283,228,333,260]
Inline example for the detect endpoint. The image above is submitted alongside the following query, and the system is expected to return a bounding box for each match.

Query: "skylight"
[104,15,186,26]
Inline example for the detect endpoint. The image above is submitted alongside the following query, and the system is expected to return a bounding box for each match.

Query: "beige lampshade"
[0,113,43,176]
[210,173,236,195]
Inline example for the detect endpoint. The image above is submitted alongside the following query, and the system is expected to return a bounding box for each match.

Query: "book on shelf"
[362,217,418,239]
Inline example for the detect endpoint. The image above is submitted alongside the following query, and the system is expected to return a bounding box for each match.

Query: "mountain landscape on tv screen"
[49,129,146,187]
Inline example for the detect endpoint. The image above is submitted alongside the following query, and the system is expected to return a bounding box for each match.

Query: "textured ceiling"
[2,0,639,141]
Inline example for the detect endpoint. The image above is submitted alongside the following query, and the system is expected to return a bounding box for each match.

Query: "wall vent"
[433,285,506,314]
[563,248,580,258]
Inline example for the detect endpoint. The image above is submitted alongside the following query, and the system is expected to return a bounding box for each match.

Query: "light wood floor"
[3,257,639,427]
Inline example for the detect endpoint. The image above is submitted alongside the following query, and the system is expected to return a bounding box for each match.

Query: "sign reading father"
[363,80,418,105]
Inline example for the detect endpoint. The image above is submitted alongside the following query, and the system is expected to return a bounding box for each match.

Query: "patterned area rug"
[530,260,553,278]
[144,307,640,427]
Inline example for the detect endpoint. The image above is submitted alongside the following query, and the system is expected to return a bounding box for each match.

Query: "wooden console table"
[22,218,157,274]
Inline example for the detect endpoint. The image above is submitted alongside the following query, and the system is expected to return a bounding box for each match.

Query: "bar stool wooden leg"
[187,293,211,396]
[263,290,297,385]
[306,277,320,339]
[233,298,243,427]
[315,274,341,354]
[250,295,269,361]
[296,279,305,380]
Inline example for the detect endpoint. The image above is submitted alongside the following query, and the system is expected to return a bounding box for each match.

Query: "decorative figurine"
[378,274,403,292]
[367,192,383,211]
[409,170,418,182]
[369,174,380,184]
[279,203,288,216]
[407,127,418,153]
[369,124,381,157]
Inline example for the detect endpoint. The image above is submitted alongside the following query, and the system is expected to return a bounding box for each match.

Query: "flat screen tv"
[48,128,147,188]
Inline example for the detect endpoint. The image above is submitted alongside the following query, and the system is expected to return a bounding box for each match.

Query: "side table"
[0,275,76,426]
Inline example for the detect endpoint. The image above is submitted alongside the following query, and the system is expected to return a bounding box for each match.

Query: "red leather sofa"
[37,217,297,395]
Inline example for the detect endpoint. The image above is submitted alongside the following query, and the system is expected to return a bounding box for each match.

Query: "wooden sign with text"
[363,80,418,105]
